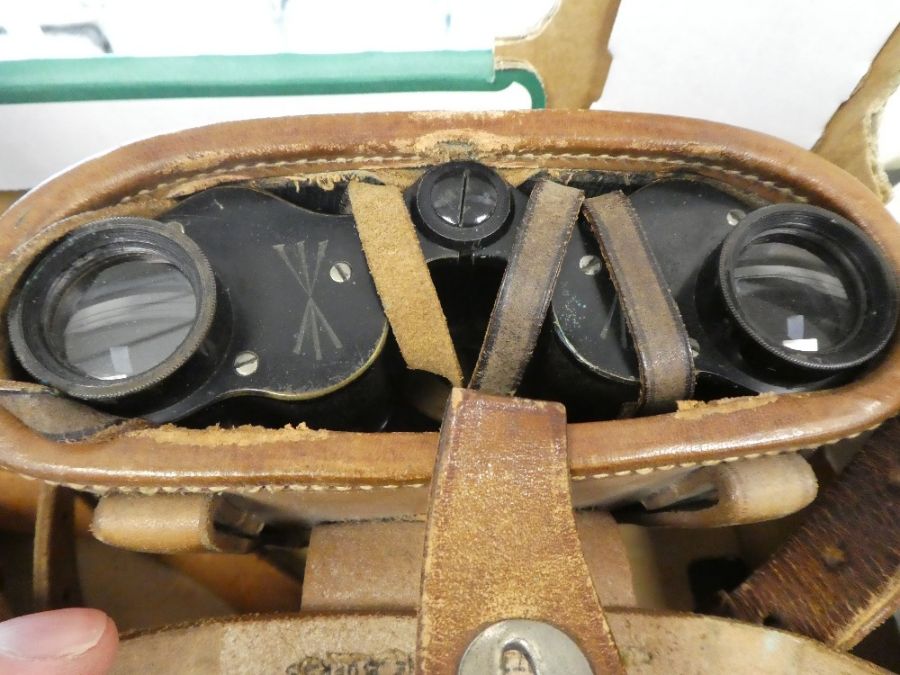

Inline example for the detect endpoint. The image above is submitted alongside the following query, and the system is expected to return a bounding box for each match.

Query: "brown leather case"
[110,612,891,674]
[0,110,897,517]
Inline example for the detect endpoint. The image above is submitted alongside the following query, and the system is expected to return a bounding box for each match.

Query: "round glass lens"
[51,257,197,380]
[731,240,859,354]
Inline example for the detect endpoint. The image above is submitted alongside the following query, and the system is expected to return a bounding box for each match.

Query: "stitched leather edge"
[103,152,806,208]
[28,423,876,495]
[0,112,894,495]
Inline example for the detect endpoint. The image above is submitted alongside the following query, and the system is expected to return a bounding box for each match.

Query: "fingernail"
[0,608,107,660]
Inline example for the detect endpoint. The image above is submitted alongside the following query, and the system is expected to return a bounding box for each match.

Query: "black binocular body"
[7,162,898,430]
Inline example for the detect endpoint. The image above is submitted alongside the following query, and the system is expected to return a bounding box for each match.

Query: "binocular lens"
[731,239,857,354]
[51,256,198,381]
[9,218,217,401]
[720,204,897,371]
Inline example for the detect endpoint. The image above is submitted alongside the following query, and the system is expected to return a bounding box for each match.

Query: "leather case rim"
[0,110,896,493]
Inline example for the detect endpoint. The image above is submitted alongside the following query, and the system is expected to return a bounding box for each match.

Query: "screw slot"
[726,209,746,226]
[234,351,259,377]
[579,255,602,276]
[330,262,352,283]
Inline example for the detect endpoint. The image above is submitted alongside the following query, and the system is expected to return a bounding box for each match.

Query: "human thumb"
[0,608,118,674]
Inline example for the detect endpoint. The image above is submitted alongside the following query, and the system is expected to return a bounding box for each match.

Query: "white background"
[0,0,898,199]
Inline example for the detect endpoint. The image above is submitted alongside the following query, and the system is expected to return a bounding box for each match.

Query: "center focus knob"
[414,161,512,249]
[431,167,500,227]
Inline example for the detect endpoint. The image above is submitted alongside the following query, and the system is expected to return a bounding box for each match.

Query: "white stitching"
[569,424,875,481]
[37,422,879,495]
[108,151,805,207]
[497,153,803,200]
[63,482,430,496]
[116,155,418,203]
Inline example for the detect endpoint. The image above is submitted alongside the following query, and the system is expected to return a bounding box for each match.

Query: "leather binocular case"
[0,111,897,673]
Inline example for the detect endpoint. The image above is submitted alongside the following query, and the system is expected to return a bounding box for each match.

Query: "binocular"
[8,162,897,429]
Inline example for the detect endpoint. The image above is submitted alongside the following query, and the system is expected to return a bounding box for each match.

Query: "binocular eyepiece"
[544,179,898,418]
[7,162,898,429]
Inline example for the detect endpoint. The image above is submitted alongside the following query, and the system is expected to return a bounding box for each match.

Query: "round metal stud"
[234,351,259,376]
[578,254,602,276]
[329,261,352,283]
[458,620,593,675]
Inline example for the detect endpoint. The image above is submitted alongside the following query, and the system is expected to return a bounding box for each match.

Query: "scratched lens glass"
[51,257,197,380]
[732,241,858,353]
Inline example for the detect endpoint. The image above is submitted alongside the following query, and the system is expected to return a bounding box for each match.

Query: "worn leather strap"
[469,180,583,394]
[0,382,141,441]
[583,191,694,414]
[416,389,624,673]
[32,484,82,610]
[348,181,463,387]
[92,494,264,554]
[301,513,636,613]
[633,453,818,527]
[723,417,900,649]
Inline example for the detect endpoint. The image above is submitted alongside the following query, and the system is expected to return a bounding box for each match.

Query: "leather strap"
[300,514,636,613]
[92,494,264,554]
[723,417,900,649]
[302,521,426,612]
[32,484,82,610]
[416,389,624,673]
[469,180,583,394]
[0,382,141,441]
[583,191,694,414]
[348,181,463,387]
[633,453,818,527]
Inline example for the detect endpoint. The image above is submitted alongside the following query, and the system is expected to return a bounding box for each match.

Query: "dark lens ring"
[718,204,898,371]
[8,217,217,400]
